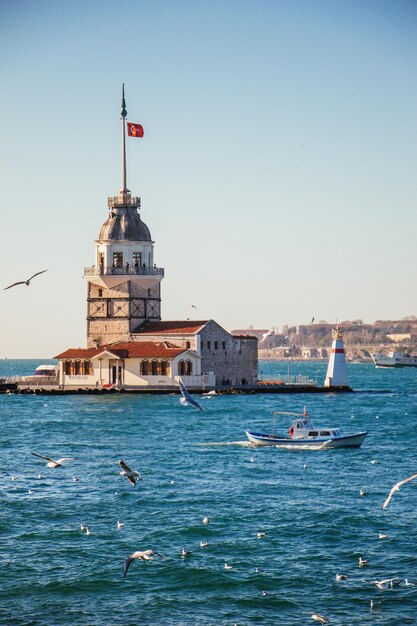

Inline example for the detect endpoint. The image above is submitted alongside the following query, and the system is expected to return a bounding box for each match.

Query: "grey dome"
[98,207,152,241]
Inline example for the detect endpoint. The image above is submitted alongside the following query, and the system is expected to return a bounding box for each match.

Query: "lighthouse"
[324,326,349,388]
[84,86,164,347]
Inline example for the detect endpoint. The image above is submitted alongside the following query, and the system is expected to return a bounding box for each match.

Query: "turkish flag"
[127,122,144,137]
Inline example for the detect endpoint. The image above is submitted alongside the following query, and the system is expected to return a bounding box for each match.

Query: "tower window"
[207,341,211,350]
[113,252,123,268]
[98,289,103,297]
[133,252,141,268]
[222,341,226,350]
[186,341,190,349]
[214,341,218,349]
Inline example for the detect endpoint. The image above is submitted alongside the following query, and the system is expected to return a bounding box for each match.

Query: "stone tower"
[84,87,164,348]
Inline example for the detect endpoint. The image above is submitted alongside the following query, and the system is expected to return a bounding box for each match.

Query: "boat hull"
[245,431,367,449]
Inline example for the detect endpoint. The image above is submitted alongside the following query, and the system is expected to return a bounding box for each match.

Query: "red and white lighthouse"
[324,326,349,388]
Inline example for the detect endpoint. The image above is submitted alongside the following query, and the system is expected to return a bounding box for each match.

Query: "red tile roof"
[55,341,189,360]
[132,320,209,335]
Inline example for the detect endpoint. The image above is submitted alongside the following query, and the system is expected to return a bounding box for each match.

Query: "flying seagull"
[309,613,330,624]
[119,459,142,486]
[123,550,164,577]
[259,328,274,345]
[31,452,76,468]
[178,378,205,412]
[381,471,417,509]
[4,269,48,290]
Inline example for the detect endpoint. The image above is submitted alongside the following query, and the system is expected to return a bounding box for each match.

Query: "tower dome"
[98,205,152,242]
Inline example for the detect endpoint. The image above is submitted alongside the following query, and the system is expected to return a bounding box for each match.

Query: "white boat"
[371,352,417,368]
[245,408,367,449]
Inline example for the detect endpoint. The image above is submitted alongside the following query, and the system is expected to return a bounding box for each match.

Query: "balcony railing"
[84,265,164,278]
[108,195,141,207]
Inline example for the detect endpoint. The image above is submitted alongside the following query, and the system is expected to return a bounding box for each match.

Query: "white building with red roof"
[54,88,258,389]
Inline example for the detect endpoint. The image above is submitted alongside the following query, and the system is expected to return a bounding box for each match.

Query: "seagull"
[80,524,87,531]
[181,547,192,558]
[370,599,382,610]
[259,328,274,345]
[85,528,91,536]
[4,269,48,290]
[359,557,368,567]
[309,612,330,624]
[381,471,417,509]
[224,563,233,570]
[200,541,209,548]
[360,489,368,497]
[123,550,164,577]
[117,521,124,529]
[31,452,76,468]
[178,378,205,412]
[379,533,388,539]
[72,476,79,482]
[119,460,142,486]
[257,532,266,539]
[202,516,209,525]
[335,574,347,581]
[372,578,402,590]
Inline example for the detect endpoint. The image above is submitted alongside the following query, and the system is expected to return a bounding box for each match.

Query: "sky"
[0,0,416,357]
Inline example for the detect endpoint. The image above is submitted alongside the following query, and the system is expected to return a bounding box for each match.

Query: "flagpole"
[121,83,127,192]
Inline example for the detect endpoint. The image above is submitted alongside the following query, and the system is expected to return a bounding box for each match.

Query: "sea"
[1,359,417,625]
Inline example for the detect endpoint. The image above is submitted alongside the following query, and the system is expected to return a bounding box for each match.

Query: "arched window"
[178,360,185,375]
[141,360,149,375]
[186,360,193,375]
[151,360,158,375]
[161,360,168,375]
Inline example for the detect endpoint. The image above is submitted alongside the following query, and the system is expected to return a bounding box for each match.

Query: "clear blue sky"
[1,0,416,357]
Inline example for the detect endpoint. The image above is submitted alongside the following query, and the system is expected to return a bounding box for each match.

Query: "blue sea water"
[1,359,417,625]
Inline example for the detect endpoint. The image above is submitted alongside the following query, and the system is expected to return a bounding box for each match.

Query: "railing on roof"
[108,195,141,207]
[84,265,164,278]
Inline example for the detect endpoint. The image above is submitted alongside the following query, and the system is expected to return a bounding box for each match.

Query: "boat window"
[320,431,331,436]
[309,431,318,437]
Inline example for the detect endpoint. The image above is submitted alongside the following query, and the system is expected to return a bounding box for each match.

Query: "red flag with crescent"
[127,122,144,137]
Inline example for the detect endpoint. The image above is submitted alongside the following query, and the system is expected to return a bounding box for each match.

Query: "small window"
[207,341,211,350]
[320,431,331,436]
[309,431,319,437]
[151,360,158,375]
[186,341,190,349]
[133,252,141,268]
[222,341,226,350]
[141,360,149,375]
[178,359,185,375]
[214,341,218,349]
[98,288,103,297]
[161,360,168,375]
[147,288,151,297]
[186,359,193,375]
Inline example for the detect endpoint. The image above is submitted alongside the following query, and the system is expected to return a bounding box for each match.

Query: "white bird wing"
[4,281,26,290]
[27,269,48,282]
[55,457,75,464]
[381,472,417,509]
[119,459,132,472]
[31,452,55,463]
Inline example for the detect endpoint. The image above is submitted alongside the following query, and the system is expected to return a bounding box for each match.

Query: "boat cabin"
[290,418,342,440]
